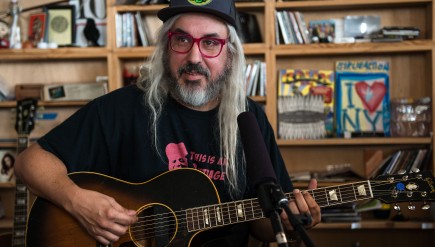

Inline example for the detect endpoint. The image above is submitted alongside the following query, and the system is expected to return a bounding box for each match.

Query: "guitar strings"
[125,178,424,241]
[127,185,416,241]
[127,178,421,240]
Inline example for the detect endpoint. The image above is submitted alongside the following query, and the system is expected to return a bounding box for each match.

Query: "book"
[382,26,420,37]
[335,60,391,137]
[246,61,260,96]
[288,11,304,44]
[142,15,162,45]
[135,11,148,46]
[364,150,383,178]
[382,150,403,175]
[282,11,297,44]
[408,148,428,172]
[294,11,310,44]
[259,62,267,96]
[369,153,392,178]
[276,11,291,44]
[278,69,335,139]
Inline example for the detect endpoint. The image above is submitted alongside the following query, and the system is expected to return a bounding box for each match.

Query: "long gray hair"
[137,15,247,196]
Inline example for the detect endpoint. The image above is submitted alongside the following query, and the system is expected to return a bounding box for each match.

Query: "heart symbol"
[355,81,387,113]
[310,86,333,103]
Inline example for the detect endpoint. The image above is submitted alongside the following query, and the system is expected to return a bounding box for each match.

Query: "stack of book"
[371,26,420,42]
[244,60,267,97]
[115,11,161,47]
[275,10,310,45]
[380,149,430,176]
[322,203,362,223]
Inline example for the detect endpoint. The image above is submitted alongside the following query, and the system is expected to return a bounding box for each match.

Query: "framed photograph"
[28,13,46,44]
[46,5,75,46]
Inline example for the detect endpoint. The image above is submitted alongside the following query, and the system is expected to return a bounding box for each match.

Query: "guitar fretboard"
[12,136,30,247]
[185,180,373,232]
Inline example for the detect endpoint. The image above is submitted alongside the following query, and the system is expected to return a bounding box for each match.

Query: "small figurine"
[83,18,100,47]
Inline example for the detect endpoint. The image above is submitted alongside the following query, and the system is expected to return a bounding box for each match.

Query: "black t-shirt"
[37,85,293,246]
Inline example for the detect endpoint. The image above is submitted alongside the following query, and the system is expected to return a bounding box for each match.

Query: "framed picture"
[28,13,46,44]
[46,5,75,46]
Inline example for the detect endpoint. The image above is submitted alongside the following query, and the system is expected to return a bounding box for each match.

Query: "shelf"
[114,4,167,13]
[0,47,109,60]
[243,43,268,55]
[249,96,266,103]
[0,183,15,189]
[0,101,89,108]
[277,137,432,146]
[275,0,432,10]
[273,40,434,56]
[113,47,156,58]
[315,220,434,229]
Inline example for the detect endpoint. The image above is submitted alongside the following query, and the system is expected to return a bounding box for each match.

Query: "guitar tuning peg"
[397,169,406,175]
[392,189,398,198]
[393,203,401,211]
[421,203,430,210]
[421,191,427,198]
[408,202,416,211]
[410,168,420,173]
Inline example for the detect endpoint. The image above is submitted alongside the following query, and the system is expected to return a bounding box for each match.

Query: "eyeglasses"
[168,32,227,58]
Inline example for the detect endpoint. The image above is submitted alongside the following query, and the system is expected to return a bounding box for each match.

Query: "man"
[15,0,321,246]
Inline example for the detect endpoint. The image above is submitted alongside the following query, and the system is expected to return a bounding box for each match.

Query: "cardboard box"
[15,84,43,100]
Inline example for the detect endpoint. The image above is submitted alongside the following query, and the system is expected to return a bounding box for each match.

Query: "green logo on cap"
[187,0,212,6]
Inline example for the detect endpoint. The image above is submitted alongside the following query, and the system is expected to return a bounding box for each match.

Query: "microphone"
[237,112,288,204]
[237,111,289,246]
[237,111,316,247]
[237,111,278,188]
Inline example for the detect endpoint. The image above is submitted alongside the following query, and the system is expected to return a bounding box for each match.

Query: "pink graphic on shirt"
[166,142,190,170]
[165,142,226,181]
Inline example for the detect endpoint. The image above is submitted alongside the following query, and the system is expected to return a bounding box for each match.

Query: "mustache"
[178,63,210,79]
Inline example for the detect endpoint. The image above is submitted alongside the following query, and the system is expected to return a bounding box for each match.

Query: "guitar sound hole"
[129,204,176,247]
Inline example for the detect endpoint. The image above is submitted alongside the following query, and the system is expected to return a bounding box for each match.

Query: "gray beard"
[164,63,229,108]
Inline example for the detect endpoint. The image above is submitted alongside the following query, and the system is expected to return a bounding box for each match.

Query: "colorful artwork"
[335,60,390,137]
[278,69,335,139]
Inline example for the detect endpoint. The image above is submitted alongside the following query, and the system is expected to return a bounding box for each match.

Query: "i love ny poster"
[335,60,391,137]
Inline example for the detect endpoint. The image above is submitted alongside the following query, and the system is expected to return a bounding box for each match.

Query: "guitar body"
[26,169,221,247]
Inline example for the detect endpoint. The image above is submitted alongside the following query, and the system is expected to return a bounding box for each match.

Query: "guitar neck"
[12,136,30,247]
[16,136,29,155]
[187,180,373,232]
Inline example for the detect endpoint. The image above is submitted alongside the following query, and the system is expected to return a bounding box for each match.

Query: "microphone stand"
[257,182,289,247]
[257,183,316,247]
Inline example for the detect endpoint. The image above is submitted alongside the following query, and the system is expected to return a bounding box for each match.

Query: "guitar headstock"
[371,171,435,205]
[15,98,38,135]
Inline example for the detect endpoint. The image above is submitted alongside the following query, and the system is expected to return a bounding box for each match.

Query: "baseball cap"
[157,0,237,27]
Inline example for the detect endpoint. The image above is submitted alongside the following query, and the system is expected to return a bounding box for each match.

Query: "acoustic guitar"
[25,168,435,247]
[0,99,37,247]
